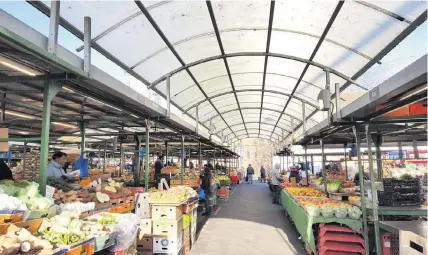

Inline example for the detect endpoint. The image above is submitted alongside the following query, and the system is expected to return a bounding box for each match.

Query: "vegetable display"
[149,186,197,203]
[47,177,80,192]
[326,181,342,193]
[97,214,118,226]
[39,212,86,246]
[0,193,27,211]
[0,180,54,211]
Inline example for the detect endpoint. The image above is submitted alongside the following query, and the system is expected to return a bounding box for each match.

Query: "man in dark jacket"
[260,165,266,183]
[247,164,255,184]
[154,156,164,186]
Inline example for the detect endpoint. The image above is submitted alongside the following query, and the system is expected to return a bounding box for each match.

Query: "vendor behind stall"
[47,151,68,178]
[154,155,164,186]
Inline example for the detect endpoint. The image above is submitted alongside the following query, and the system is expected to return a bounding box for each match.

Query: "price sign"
[45,185,55,199]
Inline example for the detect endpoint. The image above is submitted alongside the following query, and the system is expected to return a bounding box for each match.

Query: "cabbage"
[327,181,342,193]
[69,218,83,232]
[306,205,320,217]
[0,184,19,196]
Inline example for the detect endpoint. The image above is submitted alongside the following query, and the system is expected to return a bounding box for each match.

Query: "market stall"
[280,187,363,254]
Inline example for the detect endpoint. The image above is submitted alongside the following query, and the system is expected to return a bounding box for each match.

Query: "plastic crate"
[378,191,421,206]
[318,232,365,247]
[318,241,365,255]
[383,178,420,187]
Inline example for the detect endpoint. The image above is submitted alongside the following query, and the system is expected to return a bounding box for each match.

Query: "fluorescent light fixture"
[52,122,77,129]
[63,87,74,93]
[131,114,139,118]
[86,96,122,112]
[401,87,426,100]
[0,56,41,76]
[18,131,29,135]
[2,110,36,119]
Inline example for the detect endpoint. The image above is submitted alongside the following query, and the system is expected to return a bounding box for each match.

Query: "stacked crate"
[317,224,365,255]
[136,193,153,254]
[152,205,184,255]
[22,151,41,181]
[378,178,421,206]
[183,202,198,254]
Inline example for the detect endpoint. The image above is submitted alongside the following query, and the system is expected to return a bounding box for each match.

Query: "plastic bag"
[108,214,140,252]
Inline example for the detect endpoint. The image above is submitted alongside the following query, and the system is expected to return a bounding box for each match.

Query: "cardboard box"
[136,193,150,219]
[153,217,183,236]
[0,128,8,152]
[139,218,152,235]
[137,234,153,251]
[153,231,183,253]
[400,230,428,255]
[152,205,182,220]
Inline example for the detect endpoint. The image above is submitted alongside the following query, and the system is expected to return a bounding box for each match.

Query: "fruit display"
[286,187,326,198]
[342,181,355,188]
[161,165,179,174]
[149,186,198,203]
[216,175,231,186]
[172,172,199,180]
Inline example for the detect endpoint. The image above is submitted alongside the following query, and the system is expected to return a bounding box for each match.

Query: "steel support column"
[166,76,171,118]
[39,81,61,195]
[366,124,381,255]
[398,141,403,159]
[198,142,202,168]
[413,140,419,159]
[320,139,327,194]
[103,140,107,173]
[302,102,306,134]
[83,16,91,73]
[0,93,5,121]
[335,82,341,120]
[165,141,168,163]
[352,126,369,255]
[195,104,199,134]
[311,154,314,174]
[373,133,383,181]
[119,141,123,177]
[23,141,28,179]
[79,122,86,154]
[344,143,348,181]
[304,146,308,185]
[181,135,185,185]
[286,155,288,170]
[48,0,60,54]
[144,121,150,189]
[134,135,143,186]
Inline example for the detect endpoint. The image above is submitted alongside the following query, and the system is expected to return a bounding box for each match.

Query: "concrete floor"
[191,182,307,255]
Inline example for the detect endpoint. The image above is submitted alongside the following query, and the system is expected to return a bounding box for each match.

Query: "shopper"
[74,152,89,178]
[260,165,266,183]
[246,164,254,184]
[271,163,284,204]
[289,165,301,183]
[201,165,214,216]
[47,151,68,179]
[154,155,164,186]
[0,159,13,181]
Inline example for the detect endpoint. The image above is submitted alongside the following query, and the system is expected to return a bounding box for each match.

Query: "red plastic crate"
[318,241,365,255]
[318,232,365,247]
[324,252,360,255]
[319,224,362,236]
[382,233,391,255]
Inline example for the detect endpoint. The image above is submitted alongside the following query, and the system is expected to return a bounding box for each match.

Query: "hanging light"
[317,85,331,111]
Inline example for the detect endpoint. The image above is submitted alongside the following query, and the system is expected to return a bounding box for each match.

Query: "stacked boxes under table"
[152,205,184,255]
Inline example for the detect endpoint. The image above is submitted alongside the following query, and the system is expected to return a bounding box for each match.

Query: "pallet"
[318,232,365,247]
[318,241,365,255]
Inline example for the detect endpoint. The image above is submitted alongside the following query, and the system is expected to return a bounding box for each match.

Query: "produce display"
[0,180,54,211]
[0,193,27,211]
[286,187,326,198]
[171,172,199,180]
[39,212,86,246]
[287,188,362,219]
[47,177,81,192]
[57,202,95,215]
[0,225,59,255]
[216,175,231,186]
[149,186,197,203]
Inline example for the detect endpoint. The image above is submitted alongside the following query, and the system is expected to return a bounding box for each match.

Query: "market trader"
[271,163,284,204]
[0,159,13,181]
[47,151,68,178]
[154,155,164,186]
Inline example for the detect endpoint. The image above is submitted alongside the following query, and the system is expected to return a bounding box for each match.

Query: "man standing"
[154,155,164,187]
[271,163,284,204]
[260,165,266,183]
[246,164,254,184]
[47,151,68,179]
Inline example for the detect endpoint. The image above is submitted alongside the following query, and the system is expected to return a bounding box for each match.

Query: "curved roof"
[34,0,427,143]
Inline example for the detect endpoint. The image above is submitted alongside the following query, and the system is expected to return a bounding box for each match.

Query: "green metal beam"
[145,123,150,189]
[353,125,369,255]
[0,137,41,142]
[39,81,62,196]
[79,121,86,154]
[366,124,381,255]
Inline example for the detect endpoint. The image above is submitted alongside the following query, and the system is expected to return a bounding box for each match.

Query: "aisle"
[191,182,306,255]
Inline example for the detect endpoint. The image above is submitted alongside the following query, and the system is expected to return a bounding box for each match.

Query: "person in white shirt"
[47,151,68,178]
[271,163,284,204]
